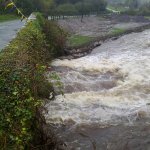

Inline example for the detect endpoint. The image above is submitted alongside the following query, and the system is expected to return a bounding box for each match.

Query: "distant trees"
[14,0,36,15]
[124,0,150,15]
[54,0,107,16]
[0,0,53,15]
[56,3,78,16]
[0,0,107,16]
[138,2,150,15]
[125,0,139,9]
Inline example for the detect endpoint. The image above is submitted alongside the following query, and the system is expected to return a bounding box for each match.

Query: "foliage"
[41,20,68,57]
[138,3,150,16]
[56,3,78,16]
[0,17,52,149]
[107,0,150,15]
[0,0,107,16]
[110,28,126,36]
[0,0,35,15]
[0,14,19,22]
[122,2,150,16]
[75,2,91,15]
[125,0,139,9]
[14,0,36,15]
[0,0,52,15]
[54,0,107,15]
[34,0,54,16]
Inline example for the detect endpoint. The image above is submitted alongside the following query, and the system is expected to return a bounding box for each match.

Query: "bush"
[139,3,150,16]
[36,13,67,57]
[0,18,52,149]
[122,2,150,16]
[56,3,78,16]
[42,20,68,57]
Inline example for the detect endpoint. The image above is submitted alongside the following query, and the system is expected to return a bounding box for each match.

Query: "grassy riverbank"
[110,28,126,36]
[0,14,19,22]
[67,28,126,48]
[68,35,93,47]
[62,15,150,48]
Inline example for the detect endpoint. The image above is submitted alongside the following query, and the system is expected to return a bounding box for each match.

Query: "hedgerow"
[0,15,56,149]
[36,15,67,57]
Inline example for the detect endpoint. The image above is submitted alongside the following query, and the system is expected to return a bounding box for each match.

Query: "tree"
[14,0,35,15]
[56,3,78,16]
[0,0,107,16]
[125,0,139,9]
[92,0,107,13]
[35,0,53,17]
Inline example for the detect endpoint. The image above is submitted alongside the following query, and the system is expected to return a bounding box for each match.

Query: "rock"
[64,49,71,55]
[99,41,102,45]
[76,49,80,52]
[137,111,147,119]
[71,49,77,53]
[94,41,101,47]
[111,37,119,40]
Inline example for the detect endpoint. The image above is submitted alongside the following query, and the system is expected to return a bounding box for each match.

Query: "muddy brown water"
[44,29,150,150]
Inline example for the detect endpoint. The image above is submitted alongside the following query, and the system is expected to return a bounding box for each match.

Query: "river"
[0,20,25,51]
[44,29,150,150]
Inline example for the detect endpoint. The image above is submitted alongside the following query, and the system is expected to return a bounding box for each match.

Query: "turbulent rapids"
[44,29,150,149]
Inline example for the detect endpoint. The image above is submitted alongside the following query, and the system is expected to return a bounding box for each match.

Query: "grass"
[0,14,19,22]
[144,16,150,20]
[67,35,93,47]
[110,28,126,36]
[107,5,129,12]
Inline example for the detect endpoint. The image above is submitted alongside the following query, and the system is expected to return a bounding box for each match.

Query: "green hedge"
[0,17,52,149]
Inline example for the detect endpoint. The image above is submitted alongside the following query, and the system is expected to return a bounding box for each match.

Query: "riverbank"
[58,14,150,58]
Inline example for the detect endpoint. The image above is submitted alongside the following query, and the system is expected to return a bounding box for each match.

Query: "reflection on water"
[44,29,150,149]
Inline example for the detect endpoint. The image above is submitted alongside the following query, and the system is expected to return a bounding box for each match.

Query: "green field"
[0,14,19,22]
[110,28,126,36]
[68,35,93,47]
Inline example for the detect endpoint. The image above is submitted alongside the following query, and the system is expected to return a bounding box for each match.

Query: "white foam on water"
[44,29,150,125]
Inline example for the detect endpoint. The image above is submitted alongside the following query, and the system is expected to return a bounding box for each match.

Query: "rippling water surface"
[44,29,150,150]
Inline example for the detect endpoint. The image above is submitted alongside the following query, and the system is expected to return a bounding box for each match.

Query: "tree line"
[107,0,150,16]
[125,0,150,15]
[0,0,107,16]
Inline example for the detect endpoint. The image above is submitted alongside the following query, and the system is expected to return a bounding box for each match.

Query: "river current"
[44,29,150,150]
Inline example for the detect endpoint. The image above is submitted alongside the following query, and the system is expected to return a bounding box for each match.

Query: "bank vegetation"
[0,13,67,149]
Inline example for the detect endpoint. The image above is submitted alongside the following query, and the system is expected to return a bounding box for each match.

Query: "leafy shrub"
[56,3,78,16]
[122,2,150,16]
[42,20,68,57]
[0,18,52,149]
[36,13,67,57]
[139,3,150,16]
